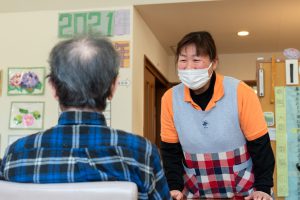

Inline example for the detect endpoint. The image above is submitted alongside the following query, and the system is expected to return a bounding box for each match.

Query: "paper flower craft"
[13,108,41,127]
[8,71,42,94]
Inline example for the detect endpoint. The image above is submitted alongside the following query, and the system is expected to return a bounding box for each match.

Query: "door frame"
[144,56,170,147]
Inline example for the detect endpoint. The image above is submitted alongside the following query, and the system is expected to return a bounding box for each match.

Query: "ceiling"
[1,0,299,56]
[135,0,300,55]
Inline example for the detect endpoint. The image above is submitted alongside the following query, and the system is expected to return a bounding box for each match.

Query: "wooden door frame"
[144,56,169,88]
[144,56,170,147]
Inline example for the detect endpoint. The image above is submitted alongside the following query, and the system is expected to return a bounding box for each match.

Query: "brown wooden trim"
[243,80,257,87]
[144,56,169,87]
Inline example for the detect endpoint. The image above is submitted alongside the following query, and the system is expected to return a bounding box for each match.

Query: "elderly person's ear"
[48,80,59,101]
[108,76,119,100]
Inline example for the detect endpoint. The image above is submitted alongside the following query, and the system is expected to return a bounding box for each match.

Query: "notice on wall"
[285,87,300,200]
[114,9,130,36]
[113,41,130,68]
[275,86,300,199]
[275,87,288,196]
[268,127,276,141]
[264,112,275,127]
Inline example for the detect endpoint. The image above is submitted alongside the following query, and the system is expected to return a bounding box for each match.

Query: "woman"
[160,31,274,200]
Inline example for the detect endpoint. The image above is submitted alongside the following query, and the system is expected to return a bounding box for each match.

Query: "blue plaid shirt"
[0,111,171,200]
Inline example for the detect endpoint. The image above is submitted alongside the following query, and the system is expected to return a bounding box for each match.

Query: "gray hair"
[48,35,120,111]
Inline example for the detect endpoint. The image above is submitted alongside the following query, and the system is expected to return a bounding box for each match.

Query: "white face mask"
[178,63,212,90]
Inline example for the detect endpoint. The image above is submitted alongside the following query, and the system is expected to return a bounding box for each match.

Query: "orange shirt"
[161,73,268,143]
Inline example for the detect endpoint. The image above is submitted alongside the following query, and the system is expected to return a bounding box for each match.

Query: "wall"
[167,52,285,82]
[0,6,133,157]
[0,0,208,13]
[0,5,173,156]
[0,1,286,157]
[132,8,170,135]
[0,11,58,156]
[218,52,284,80]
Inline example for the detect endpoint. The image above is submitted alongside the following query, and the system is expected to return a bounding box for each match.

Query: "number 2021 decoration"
[58,10,130,38]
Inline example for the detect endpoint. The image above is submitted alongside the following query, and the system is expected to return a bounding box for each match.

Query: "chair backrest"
[0,181,138,200]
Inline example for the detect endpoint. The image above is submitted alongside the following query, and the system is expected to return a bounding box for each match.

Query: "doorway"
[143,56,170,148]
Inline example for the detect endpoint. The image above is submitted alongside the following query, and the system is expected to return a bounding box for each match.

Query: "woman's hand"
[170,190,184,200]
[244,191,273,200]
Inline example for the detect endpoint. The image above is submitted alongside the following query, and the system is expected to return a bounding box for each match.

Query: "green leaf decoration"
[25,88,34,93]
[36,82,42,90]
[32,111,41,119]
[19,108,29,114]
[14,115,23,124]
[8,85,15,91]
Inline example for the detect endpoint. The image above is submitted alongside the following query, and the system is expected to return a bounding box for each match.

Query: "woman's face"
[177,44,212,70]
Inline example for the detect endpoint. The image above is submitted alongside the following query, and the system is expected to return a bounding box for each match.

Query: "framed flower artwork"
[7,67,45,95]
[9,102,44,129]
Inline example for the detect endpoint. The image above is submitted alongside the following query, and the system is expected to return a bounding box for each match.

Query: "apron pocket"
[233,159,254,194]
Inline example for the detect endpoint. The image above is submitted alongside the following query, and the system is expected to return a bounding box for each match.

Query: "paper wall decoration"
[264,112,275,127]
[7,67,45,95]
[58,9,130,38]
[9,102,44,129]
[113,41,130,68]
[114,9,130,35]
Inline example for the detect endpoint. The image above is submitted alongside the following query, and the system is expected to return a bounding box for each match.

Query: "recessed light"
[237,31,249,36]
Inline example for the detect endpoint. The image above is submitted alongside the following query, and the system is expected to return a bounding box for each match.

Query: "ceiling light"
[237,31,249,36]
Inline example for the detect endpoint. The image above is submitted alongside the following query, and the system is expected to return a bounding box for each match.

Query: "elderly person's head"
[48,35,120,111]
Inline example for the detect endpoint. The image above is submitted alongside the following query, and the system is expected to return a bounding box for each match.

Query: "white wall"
[167,52,285,82]
[0,7,178,158]
[218,52,284,80]
[132,8,170,135]
[0,7,133,157]
[0,0,210,13]
[0,1,286,157]
[0,11,59,156]
[0,2,186,157]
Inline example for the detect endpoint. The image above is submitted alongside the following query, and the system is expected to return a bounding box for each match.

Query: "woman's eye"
[179,59,186,62]
[194,60,201,62]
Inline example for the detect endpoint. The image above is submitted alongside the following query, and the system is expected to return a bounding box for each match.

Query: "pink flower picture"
[10,102,44,129]
[9,72,22,87]
[22,114,35,127]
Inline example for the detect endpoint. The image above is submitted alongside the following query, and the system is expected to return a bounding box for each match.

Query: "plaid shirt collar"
[58,111,107,126]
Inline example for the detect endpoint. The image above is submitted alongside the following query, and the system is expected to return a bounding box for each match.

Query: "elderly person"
[0,35,171,200]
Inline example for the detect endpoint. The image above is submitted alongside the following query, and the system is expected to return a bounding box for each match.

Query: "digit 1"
[106,11,114,36]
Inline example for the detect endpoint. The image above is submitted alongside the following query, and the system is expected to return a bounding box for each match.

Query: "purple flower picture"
[8,67,45,95]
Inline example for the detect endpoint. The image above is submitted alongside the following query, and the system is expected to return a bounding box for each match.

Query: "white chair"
[0,180,138,200]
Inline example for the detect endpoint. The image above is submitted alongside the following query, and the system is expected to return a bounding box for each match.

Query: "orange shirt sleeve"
[160,88,179,143]
[237,81,268,141]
